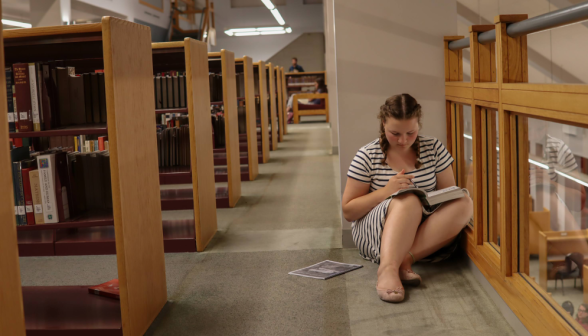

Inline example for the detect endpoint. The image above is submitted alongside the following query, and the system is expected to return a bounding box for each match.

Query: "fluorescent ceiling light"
[261,0,275,10]
[256,26,284,31]
[235,32,261,36]
[271,8,285,25]
[261,31,286,35]
[230,28,257,32]
[285,27,292,33]
[224,30,234,36]
[2,19,32,28]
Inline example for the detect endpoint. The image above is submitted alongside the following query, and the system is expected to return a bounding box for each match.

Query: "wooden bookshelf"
[235,56,259,181]
[254,61,270,163]
[275,66,284,143]
[209,51,241,208]
[0,18,167,335]
[284,70,326,101]
[280,67,288,135]
[266,63,278,151]
[152,39,218,251]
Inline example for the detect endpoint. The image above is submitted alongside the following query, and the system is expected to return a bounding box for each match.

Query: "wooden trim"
[139,0,165,13]
[444,95,472,105]
[474,82,499,89]
[445,81,472,87]
[220,50,242,207]
[4,23,102,39]
[0,2,26,332]
[102,17,167,335]
[474,99,499,109]
[473,88,499,103]
[152,41,184,49]
[208,52,221,58]
[242,56,259,180]
[445,100,453,155]
[456,105,466,187]
[472,104,484,246]
[285,71,326,76]
[183,38,218,251]
[450,103,458,182]
[503,104,588,128]
[267,63,278,151]
[487,109,499,255]
[502,89,588,116]
[481,108,489,245]
[280,67,288,135]
[445,86,472,99]
[254,61,270,163]
[275,67,284,142]
[502,82,588,94]
[516,115,529,275]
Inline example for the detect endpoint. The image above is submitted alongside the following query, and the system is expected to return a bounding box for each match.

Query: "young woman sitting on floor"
[341,94,473,303]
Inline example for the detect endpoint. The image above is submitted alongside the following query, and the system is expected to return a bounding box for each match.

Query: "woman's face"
[579,305,588,319]
[383,117,419,150]
[315,82,319,90]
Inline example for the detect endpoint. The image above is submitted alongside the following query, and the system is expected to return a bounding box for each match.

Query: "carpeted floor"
[19,119,517,335]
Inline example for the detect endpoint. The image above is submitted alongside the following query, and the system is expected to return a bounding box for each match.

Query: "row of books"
[286,74,323,85]
[11,143,112,225]
[5,63,107,133]
[157,124,191,167]
[154,71,187,110]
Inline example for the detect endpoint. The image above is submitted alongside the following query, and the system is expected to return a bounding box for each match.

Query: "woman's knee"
[387,193,422,216]
[449,196,473,227]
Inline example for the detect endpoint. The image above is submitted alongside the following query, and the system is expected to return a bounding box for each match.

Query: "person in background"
[562,301,574,316]
[577,303,588,331]
[286,79,328,123]
[289,57,304,73]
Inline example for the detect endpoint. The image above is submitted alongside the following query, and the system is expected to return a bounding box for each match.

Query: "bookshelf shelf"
[155,107,188,114]
[0,17,167,335]
[160,187,229,210]
[9,124,107,138]
[152,40,218,252]
[16,211,113,231]
[287,83,315,87]
[23,286,122,335]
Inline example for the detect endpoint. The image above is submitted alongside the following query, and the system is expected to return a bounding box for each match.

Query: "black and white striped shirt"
[347,136,454,193]
[545,135,578,179]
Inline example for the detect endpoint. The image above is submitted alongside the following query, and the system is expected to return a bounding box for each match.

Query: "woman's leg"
[378,193,422,289]
[400,196,473,270]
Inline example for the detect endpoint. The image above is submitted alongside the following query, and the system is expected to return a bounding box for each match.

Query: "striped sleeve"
[434,139,454,173]
[557,143,578,174]
[347,147,372,183]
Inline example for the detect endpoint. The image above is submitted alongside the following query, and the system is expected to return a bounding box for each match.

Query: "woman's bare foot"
[377,264,402,290]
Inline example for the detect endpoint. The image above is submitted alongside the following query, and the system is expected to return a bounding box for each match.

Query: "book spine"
[54,152,71,220]
[36,64,44,128]
[28,63,41,131]
[89,288,120,300]
[12,84,18,131]
[29,170,44,224]
[12,162,20,225]
[37,154,59,223]
[98,136,105,151]
[13,162,27,225]
[13,63,33,132]
[21,167,36,225]
[5,68,15,132]
[98,73,107,123]
[83,73,93,123]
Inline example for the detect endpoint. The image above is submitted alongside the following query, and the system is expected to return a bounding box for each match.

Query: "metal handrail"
[448,1,588,50]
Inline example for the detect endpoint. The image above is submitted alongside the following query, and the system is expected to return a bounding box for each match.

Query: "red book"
[13,63,33,132]
[98,136,105,151]
[94,69,104,73]
[88,279,119,299]
[21,166,37,225]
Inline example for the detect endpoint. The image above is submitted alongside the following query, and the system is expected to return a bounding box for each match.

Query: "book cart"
[216,56,259,182]
[0,18,167,335]
[280,67,288,135]
[254,61,270,163]
[266,63,278,151]
[153,39,218,252]
[208,50,241,208]
[274,66,284,143]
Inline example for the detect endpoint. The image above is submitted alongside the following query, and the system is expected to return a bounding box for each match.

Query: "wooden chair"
[292,93,329,124]
[530,207,551,255]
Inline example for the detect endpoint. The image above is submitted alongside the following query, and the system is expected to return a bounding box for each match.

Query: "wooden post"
[495,14,528,277]
[267,63,278,151]
[241,56,259,180]
[184,39,218,251]
[220,50,242,207]
[443,36,464,183]
[255,61,270,163]
[275,67,284,142]
[281,67,288,135]
[0,1,26,333]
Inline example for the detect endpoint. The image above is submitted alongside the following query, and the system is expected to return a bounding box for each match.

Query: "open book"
[387,186,466,215]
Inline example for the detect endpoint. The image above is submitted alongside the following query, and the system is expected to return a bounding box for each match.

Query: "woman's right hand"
[385,169,415,195]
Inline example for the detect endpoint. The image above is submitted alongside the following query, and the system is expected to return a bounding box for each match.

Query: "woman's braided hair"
[378,94,423,167]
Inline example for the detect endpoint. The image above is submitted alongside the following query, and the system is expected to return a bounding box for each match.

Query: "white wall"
[267,33,325,71]
[211,0,323,61]
[332,0,457,246]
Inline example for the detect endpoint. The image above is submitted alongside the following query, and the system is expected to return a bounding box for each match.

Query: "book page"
[427,186,461,198]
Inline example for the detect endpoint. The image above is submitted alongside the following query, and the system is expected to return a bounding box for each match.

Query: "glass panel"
[526,118,588,328]
[485,109,500,252]
[462,105,474,227]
